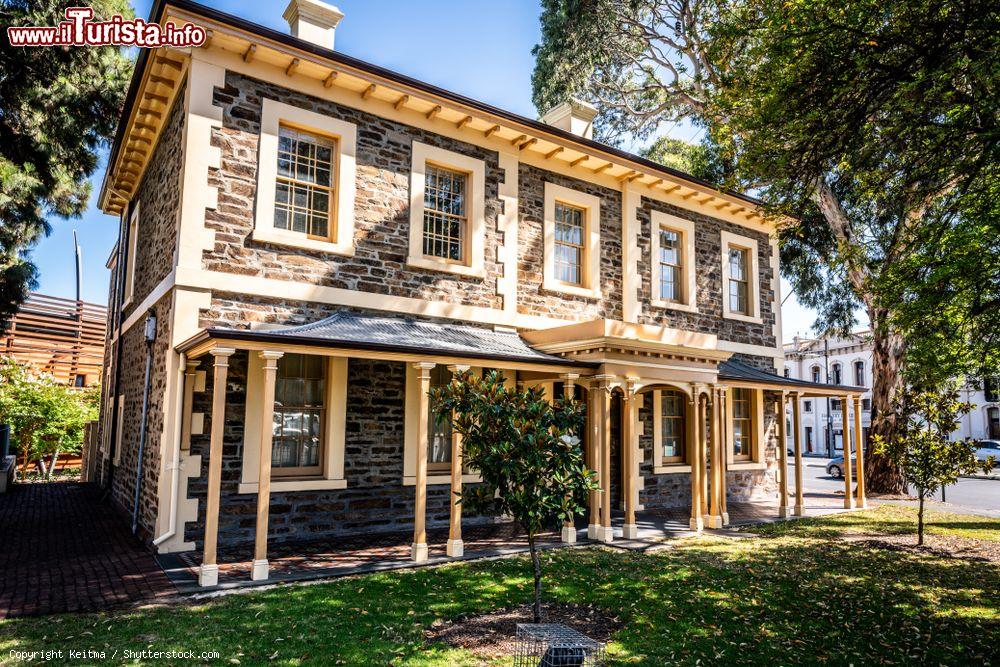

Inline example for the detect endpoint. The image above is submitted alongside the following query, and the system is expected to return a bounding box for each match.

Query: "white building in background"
[783,332,1000,457]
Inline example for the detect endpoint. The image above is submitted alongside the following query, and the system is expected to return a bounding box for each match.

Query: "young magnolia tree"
[873,385,994,545]
[431,370,598,623]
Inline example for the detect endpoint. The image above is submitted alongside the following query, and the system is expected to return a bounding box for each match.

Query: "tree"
[873,385,993,545]
[430,370,598,623]
[0,359,99,478]
[531,0,1000,493]
[0,0,133,332]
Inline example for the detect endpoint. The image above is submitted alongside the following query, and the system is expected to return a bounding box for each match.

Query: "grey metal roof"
[192,310,581,366]
[719,358,865,393]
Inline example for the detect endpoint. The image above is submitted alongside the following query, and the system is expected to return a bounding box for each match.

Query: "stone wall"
[184,355,482,549]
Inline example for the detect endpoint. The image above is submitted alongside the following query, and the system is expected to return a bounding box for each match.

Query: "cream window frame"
[403,363,482,486]
[239,354,348,493]
[122,204,140,307]
[407,141,486,277]
[649,211,697,313]
[543,182,602,299]
[652,389,693,474]
[727,387,766,470]
[112,394,125,465]
[253,98,357,256]
[720,230,762,324]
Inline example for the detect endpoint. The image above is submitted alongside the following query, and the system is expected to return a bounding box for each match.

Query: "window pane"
[732,388,752,458]
[275,125,335,239]
[427,366,452,465]
[660,391,686,462]
[272,353,326,471]
[422,165,468,262]
[554,202,585,286]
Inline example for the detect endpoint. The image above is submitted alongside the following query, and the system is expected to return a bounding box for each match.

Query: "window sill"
[403,473,482,486]
[727,461,767,471]
[722,311,764,325]
[650,299,698,314]
[238,478,348,494]
[406,254,485,278]
[542,278,602,300]
[653,464,692,475]
[251,228,355,257]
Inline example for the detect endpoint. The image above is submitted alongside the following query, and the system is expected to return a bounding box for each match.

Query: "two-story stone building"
[95,0,868,587]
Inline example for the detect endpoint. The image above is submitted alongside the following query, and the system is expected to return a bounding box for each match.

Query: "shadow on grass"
[1,532,997,665]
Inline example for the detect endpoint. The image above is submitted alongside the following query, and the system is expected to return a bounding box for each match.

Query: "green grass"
[2,507,997,665]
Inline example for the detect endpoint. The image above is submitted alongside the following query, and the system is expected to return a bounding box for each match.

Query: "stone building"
[95,0,866,587]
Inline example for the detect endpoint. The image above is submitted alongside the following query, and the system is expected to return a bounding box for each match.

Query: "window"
[73,374,87,388]
[854,360,865,386]
[988,407,1000,439]
[721,230,761,322]
[660,390,686,464]
[253,98,357,255]
[804,400,813,413]
[805,426,814,452]
[784,367,790,378]
[122,204,140,305]
[543,182,602,298]
[274,125,335,239]
[427,365,453,472]
[831,398,842,412]
[831,363,842,385]
[408,142,486,276]
[731,388,752,461]
[985,377,1000,403]
[421,165,468,262]
[650,212,697,312]
[862,398,872,411]
[811,366,821,383]
[271,354,326,476]
[554,202,585,285]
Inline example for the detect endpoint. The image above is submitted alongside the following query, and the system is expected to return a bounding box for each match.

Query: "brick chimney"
[283,0,344,50]
[540,98,598,139]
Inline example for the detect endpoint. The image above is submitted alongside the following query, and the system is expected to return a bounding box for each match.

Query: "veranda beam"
[251,350,284,581]
[199,347,234,587]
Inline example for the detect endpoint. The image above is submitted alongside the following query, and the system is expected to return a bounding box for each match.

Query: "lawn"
[2,506,997,665]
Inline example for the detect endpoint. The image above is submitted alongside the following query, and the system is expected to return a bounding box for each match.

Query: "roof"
[178,310,588,366]
[101,0,765,213]
[718,359,865,394]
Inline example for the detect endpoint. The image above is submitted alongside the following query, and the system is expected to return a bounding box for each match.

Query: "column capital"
[185,359,202,373]
[592,374,620,393]
[259,349,284,368]
[210,346,236,359]
[447,364,471,374]
[560,372,581,381]
[413,360,436,379]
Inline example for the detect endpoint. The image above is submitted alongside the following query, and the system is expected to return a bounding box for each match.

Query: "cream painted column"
[792,393,805,516]
[621,378,639,540]
[841,395,855,509]
[688,386,704,532]
[597,376,615,543]
[180,359,200,452]
[718,388,730,526]
[446,364,469,557]
[587,382,601,539]
[700,393,709,518]
[198,348,234,587]
[561,373,580,544]
[411,361,436,562]
[251,350,284,581]
[777,392,790,518]
[853,396,867,508]
[707,387,725,529]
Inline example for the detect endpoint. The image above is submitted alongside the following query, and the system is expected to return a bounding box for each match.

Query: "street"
[791,458,1000,517]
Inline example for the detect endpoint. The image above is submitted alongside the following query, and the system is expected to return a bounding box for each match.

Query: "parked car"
[974,440,1000,464]
[826,455,857,478]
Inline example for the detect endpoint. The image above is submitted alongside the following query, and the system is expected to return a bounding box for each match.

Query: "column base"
[198,564,219,587]
[856,499,868,509]
[621,523,638,540]
[793,504,805,517]
[844,497,856,509]
[706,515,724,529]
[561,525,577,544]
[587,524,600,540]
[250,559,269,581]
[778,506,790,518]
[689,517,704,532]
[446,538,464,558]
[411,542,428,562]
[721,512,730,526]
[597,525,614,543]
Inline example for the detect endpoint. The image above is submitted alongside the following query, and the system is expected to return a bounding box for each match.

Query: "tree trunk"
[917,493,925,546]
[865,315,908,494]
[528,531,543,623]
[46,448,60,481]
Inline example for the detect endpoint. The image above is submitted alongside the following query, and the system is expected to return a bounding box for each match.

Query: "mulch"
[840,533,1000,564]
[426,602,622,661]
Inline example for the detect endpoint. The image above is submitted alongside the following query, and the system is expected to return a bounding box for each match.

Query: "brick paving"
[0,481,176,618]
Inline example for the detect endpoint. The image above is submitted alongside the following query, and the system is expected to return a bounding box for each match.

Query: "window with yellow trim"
[271,353,326,477]
[660,390,686,464]
[731,387,752,461]
[274,125,337,240]
[553,201,585,286]
[422,165,468,263]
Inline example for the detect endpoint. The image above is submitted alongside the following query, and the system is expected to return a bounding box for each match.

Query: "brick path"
[0,481,175,618]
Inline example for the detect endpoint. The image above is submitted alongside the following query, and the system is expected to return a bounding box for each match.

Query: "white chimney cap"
[540,98,599,139]
[283,0,344,50]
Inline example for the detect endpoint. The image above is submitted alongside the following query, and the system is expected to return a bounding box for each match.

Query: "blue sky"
[30,0,829,340]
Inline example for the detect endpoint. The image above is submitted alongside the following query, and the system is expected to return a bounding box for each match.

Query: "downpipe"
[132,313,157,536]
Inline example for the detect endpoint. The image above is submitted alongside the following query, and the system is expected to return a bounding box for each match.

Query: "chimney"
[283,0,344,50]
[540,98,598,139]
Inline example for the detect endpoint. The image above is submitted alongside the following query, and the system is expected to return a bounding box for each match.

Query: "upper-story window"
[543,182,602,299]
[811,365,821,383]
[784,367,790,378]
[650,211,697,312]
[408,142,486,277]
[122,203,140,305]
[984,377,999,403]
[554,202,585,285]
[254,99,357,256]
[831,363,842,385]
[804,400,813,413]
[275,126,336,240]
[854,360,865,386]
[720,230,761,323]
[422,165,468,263]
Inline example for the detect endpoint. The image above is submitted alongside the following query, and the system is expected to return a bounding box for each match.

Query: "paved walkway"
[0,481,176,618]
